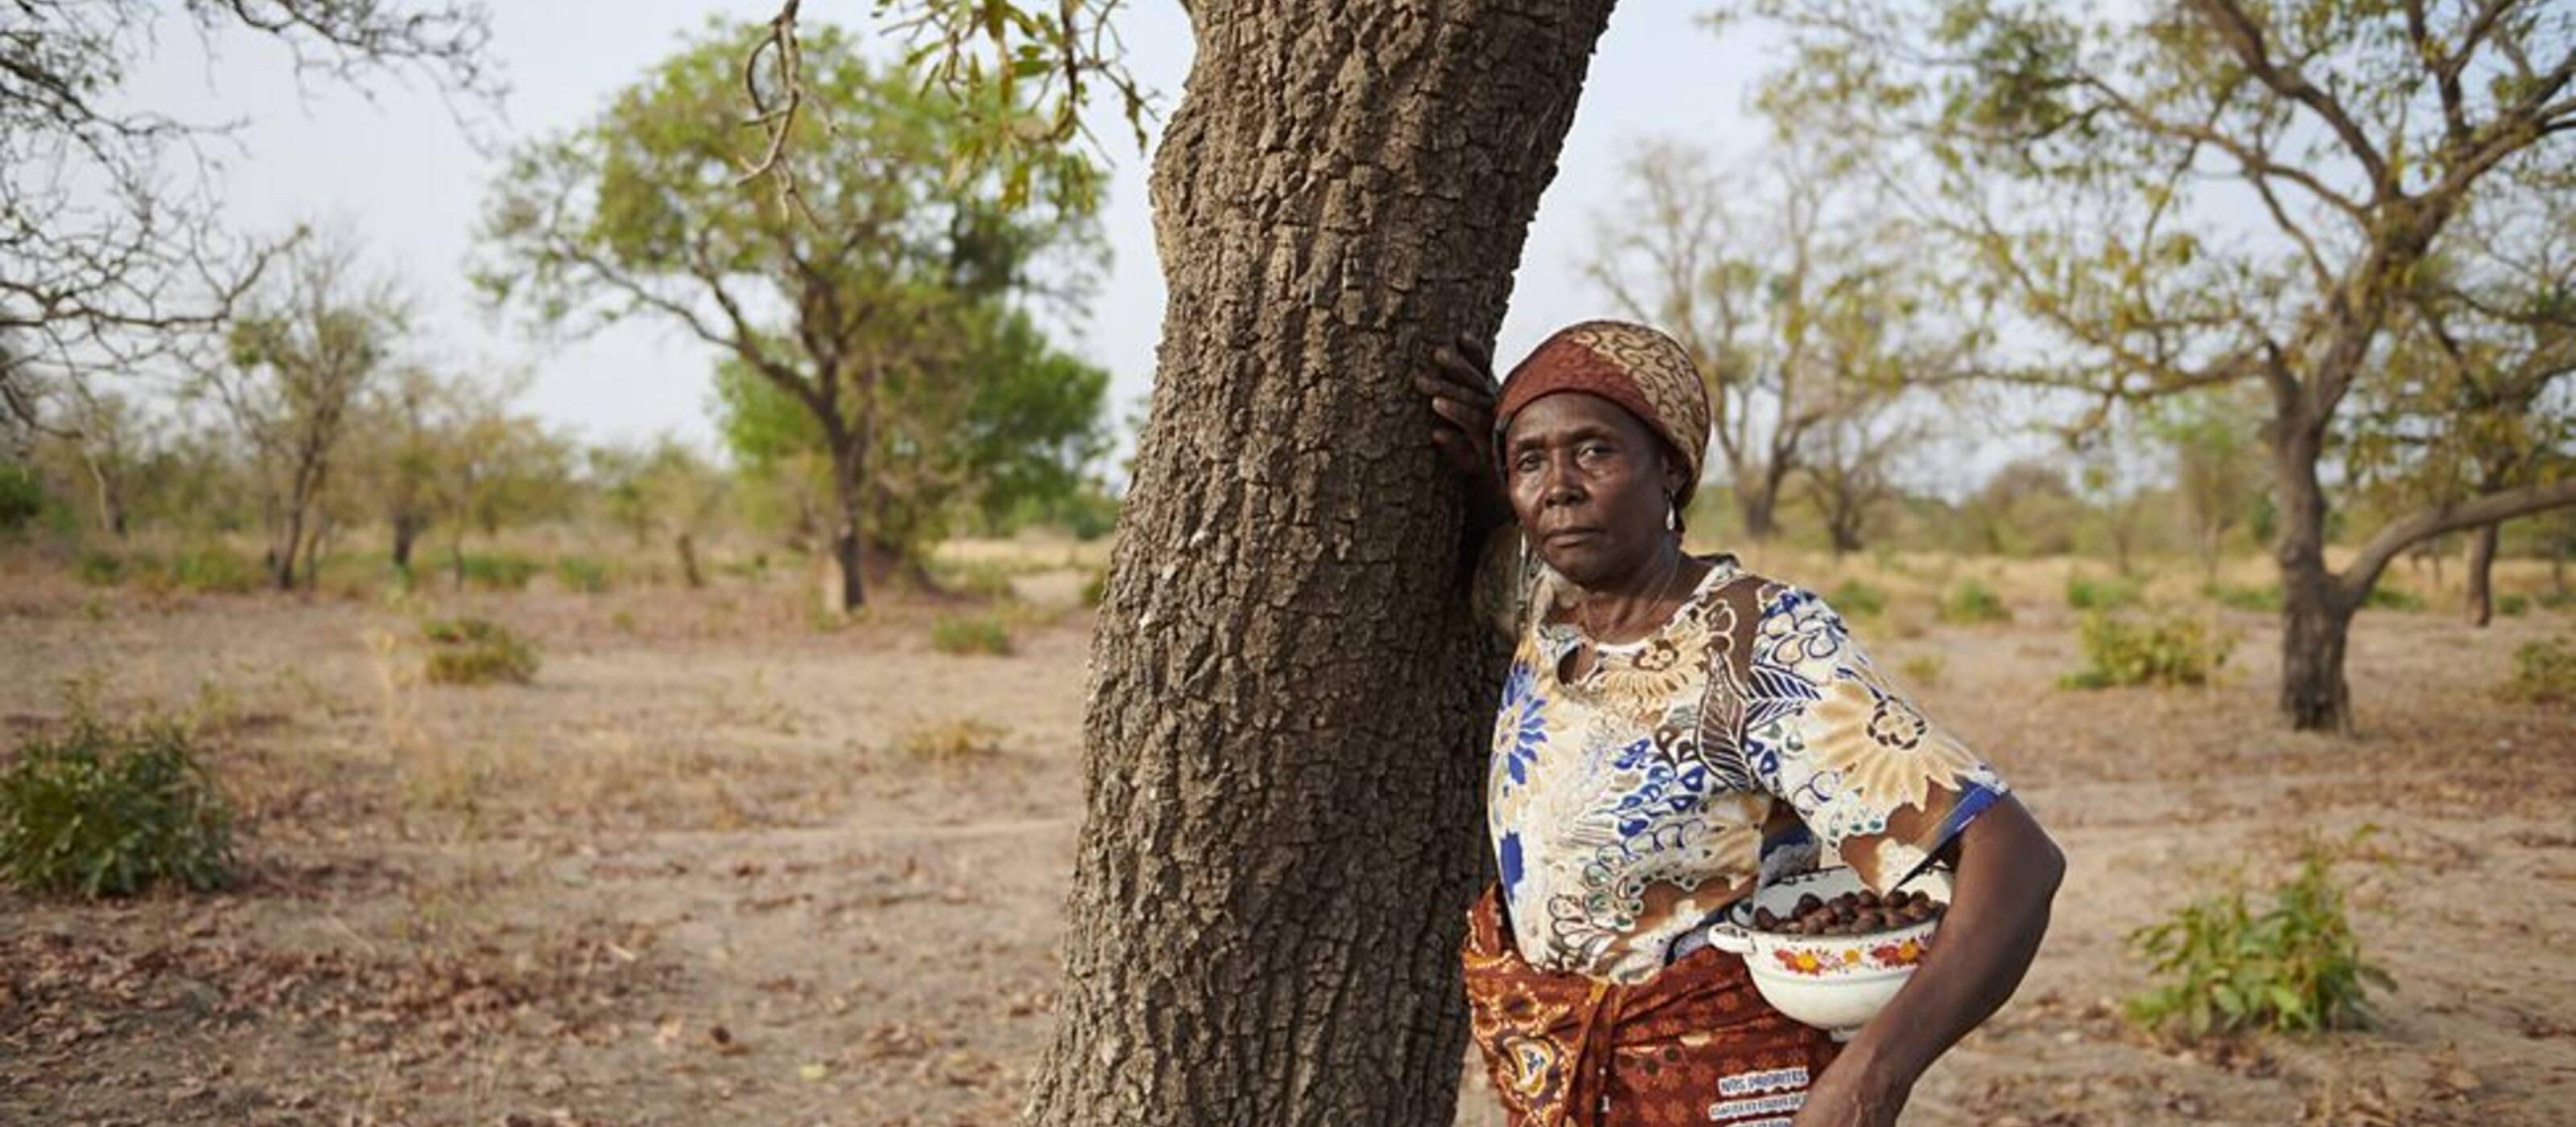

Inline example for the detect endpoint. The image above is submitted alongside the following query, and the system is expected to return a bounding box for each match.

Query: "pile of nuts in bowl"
[1752,887,1944,936]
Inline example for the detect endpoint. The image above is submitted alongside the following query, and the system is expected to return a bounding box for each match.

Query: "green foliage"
[2497,593,2530,617]
[1827,579,1887,618]
[554,554,613,594]
[2359,584,2424,612]
[2497,637,2576,706]
[163,544,259,594]
[0,710,237,898]
[422,617,539,685]
[1898,652,1945,687]
[933,559,1020,601]
[1937,579,2012,624]
[76,549,126,587]
[2543,590,2576,612]
[2204,582,2282,613]
[455,553,541,591]
[929,613,1013,656]
[0,460,41,533]
[1080,568,1107,609]
[2063,610,2232,690]
[2066,574,2144,611]
[2127,833,2392,1039]
[482,23,1108,586]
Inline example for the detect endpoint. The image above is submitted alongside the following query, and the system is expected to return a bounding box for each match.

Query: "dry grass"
[4,545,2574,1126]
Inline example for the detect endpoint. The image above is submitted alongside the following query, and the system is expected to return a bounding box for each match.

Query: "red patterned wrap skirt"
[1462,885,1840,1127]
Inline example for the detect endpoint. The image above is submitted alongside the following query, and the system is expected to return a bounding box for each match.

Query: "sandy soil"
[3,550,2572,1126]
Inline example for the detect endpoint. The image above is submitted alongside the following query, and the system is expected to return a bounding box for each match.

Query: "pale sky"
[126,2,1782,461]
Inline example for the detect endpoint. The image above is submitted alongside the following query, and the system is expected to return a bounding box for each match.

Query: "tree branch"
[2342,477,2576,601]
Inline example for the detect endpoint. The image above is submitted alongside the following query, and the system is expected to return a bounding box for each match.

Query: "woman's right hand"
[1415,332,1508,531]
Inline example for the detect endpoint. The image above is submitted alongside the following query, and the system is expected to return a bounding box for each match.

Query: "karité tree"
[1743,0,2576,729]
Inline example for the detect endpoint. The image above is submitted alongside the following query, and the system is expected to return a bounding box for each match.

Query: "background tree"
[592,437,729,588]
[203,237,401,591]
[477,21,1099,611]
[1587,140,1939,541]
[1748,0,2576,729]
[428,376,572,588]
[0,0,493,423]
[1802,394,1919,557]
[2150,389,2268,581]
[709,302,1110,576]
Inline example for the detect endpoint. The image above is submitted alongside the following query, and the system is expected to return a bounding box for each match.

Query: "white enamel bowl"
[1705,867,1952,1039]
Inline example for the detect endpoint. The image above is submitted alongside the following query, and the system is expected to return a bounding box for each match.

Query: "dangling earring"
[1666,493,1680,533]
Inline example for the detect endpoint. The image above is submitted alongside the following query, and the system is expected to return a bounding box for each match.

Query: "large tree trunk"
[2273,421,2351,731]
[2463,522,2497,627]
[1022,4,1616,1124]
[1736,478,1779,541]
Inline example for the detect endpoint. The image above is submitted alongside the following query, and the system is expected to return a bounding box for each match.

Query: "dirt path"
[4,569,2572,1125]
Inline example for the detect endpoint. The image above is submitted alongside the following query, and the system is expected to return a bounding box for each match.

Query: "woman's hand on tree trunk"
[1415,332,1508,533]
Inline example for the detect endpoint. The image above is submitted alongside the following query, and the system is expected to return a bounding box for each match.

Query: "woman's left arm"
[1794,795,2065,1127]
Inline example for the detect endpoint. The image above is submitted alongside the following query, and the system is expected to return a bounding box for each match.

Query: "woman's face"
[1501,392,1682,588]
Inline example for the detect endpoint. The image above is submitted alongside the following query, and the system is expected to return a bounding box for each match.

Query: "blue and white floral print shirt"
[1483,545,2008,984]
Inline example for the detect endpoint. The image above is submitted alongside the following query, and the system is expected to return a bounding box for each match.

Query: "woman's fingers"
[1431,347,1496,401]
[1453,332,1496,384]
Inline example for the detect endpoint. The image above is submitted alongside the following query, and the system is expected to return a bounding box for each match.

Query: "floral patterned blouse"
[1481,542,2008,985]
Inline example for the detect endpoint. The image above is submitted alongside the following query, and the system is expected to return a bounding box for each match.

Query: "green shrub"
[0,461,42,534]
[1898,653,1945,687]
[456,553,541,591]
[936,560,1019,601]
[422,617,540,685]
[555,555,613,594]
[929,613,1013,656]
[1937,579,2012,624]
[0,712,237,898]
[2497,637,2575,707]
[2128,833,2391,1038]
[2062,610,2232,689]
[1828,580,1888,619]
[165,544,258,593]
[2204,582,2282,613]
[1080,568,1107,609]
[76,550,128,587]
[2540,589,2576,612]
[2360,584,2424,612]
[2497,593,2530,617]
[2066,574,2144,611]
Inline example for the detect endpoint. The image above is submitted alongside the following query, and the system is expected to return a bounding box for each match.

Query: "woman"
[1416,320,2065,1127]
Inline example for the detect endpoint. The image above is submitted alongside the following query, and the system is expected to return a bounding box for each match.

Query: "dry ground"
[3,543,2572,1126]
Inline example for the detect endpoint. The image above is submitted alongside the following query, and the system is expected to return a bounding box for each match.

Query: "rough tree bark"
[1022,3,1616,1124]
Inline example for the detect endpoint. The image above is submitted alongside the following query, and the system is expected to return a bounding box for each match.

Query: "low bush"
[930,613,1013,656]
[1080,568,1108,609]
[2066,574,2144,611]
[2062,610,2232,690]
[555,555,613,594]
[422,617,540,685]
[0,462,42,534]
[164,544,259,594]
[2497,637,2575,707]
[894,718,1006,763]
[1827,579,1888,619]
[1937,579,2012,625]
[0,712,237,898]
[2360,584,2424,612]
[76,550,127,587]
[2496,593,2530,617]
[456,553,542,592]
[2204,582,2281,613]
[2128,833,2391,1038]
[1898,653,1945,687]
[2539,589,2576,612]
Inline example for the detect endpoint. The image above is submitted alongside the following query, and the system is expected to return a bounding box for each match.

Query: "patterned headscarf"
[1493,320,1713,509]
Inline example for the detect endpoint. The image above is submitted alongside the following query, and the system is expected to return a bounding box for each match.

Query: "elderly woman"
[1416,321,2064,1127]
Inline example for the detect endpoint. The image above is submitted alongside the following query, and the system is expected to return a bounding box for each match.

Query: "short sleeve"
[1738,586,2008,894]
